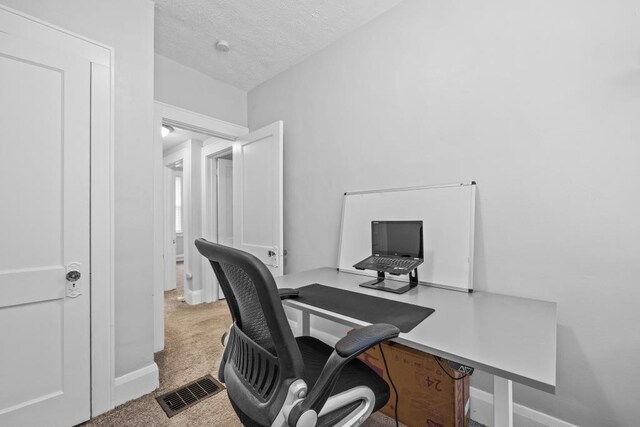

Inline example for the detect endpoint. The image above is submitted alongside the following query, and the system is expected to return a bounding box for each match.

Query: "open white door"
[233,122,284,277]
[0,9,92,426]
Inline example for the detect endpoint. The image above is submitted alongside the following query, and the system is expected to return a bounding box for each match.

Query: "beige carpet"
[85,262,401,426]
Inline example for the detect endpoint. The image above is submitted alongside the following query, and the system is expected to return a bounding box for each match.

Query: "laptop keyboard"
[371,257,416,268]
[353,256,422,274]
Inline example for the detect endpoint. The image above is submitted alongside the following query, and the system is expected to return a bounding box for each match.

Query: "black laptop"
[353,220,424,275]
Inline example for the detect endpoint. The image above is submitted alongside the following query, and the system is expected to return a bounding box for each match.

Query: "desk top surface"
[276,267,557,394]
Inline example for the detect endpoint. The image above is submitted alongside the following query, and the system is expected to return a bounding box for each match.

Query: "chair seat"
[296,336,390,425]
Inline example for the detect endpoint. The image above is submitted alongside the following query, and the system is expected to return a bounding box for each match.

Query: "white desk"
[276,268,557,427]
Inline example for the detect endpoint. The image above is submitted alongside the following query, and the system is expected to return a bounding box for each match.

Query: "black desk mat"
[295,283,434,333]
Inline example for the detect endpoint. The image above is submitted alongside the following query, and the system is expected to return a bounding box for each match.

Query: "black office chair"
[195,239,400,427]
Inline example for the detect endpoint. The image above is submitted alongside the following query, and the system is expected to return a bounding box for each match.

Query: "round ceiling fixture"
[215,40,230,52]
[161,124,174,138]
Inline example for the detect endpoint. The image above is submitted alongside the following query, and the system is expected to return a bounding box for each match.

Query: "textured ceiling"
[154,0,405,90]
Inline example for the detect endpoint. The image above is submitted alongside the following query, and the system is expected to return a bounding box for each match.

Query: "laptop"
[353,220,424,275]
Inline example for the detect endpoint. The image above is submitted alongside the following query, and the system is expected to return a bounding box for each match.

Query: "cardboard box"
[357,341,470,427]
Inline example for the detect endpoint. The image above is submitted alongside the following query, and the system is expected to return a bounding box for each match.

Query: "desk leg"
[295,309,310,336]
[301,311,310,336]
[493,376,513,427]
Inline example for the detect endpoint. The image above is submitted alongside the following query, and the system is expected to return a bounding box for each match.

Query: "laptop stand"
[359,268,419,294]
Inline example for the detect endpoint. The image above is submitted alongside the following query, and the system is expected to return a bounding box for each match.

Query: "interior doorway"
[199,121,285,303]
[216,151,233,248]
[162,125,210,300]
[154,103,248,353]
[153,102,284,355]
[199,146,236,302]
[163,159,183,296]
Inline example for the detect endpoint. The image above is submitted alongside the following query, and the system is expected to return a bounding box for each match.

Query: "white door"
[217,158,234,247]
[233,122,284,276]
[0,10,92,426]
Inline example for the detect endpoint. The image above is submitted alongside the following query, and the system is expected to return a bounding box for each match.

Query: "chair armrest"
[287,324,399,427]
[335,324,399,358]
[278,288,299,299]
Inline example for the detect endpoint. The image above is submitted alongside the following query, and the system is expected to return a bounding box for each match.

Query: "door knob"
[66,270,81,282]
[65,263,83,298]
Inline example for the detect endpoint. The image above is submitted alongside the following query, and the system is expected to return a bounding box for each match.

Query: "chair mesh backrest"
[217,261,275,352]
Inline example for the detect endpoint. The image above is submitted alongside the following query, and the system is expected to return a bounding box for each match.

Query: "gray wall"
[155,53,247,126]
[248,0,640,425]
[0,0,156,378]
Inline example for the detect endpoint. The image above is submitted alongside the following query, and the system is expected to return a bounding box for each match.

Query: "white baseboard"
[113,363,159,407]
[185,287,203,305]
[287,318,575,427]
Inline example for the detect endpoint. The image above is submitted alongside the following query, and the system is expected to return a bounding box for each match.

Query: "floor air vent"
[156,375,224,418]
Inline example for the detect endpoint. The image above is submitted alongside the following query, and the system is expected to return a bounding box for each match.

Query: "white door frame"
[163,164,178,291]
[163,145,194,299]
[215,157,234,248]
[153,102,247,352]
[90,60,115,417]
[201,143,235,302]
[0,5,115,418]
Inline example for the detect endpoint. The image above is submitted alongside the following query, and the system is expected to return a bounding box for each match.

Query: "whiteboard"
[338,183,476,292]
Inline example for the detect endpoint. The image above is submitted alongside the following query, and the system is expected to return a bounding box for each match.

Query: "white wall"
[155,53,247,126]
[0,0,156,382]
[248,0,640,426]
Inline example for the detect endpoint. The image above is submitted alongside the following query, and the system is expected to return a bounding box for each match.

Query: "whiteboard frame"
[337,182,477,293]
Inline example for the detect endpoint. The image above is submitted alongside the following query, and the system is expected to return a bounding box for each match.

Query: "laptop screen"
[371,220,423,259]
